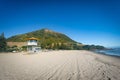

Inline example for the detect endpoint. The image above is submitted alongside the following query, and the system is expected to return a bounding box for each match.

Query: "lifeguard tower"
[27,37,41,53]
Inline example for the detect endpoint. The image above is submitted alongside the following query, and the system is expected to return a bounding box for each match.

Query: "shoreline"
[1,49,120,58]
[92,50,120,58]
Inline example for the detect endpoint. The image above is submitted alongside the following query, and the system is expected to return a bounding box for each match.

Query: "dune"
[0,50,120,80]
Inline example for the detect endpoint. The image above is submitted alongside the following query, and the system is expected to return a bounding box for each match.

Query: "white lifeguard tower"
[27,37,41,53]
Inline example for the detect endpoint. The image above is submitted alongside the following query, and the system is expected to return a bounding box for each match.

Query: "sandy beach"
[0,50,120,80]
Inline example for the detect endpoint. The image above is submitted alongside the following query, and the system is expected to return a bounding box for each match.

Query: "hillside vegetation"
[7,29,105,50]
[7,29,82,49]
[7,29,75,42]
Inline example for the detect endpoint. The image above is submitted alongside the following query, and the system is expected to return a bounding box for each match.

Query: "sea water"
[95,47,120,57]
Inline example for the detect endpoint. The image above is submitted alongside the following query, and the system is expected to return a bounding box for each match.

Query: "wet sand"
[0,50,120,80]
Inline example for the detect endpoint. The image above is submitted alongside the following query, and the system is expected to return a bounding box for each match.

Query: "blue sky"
[0,0,120,47]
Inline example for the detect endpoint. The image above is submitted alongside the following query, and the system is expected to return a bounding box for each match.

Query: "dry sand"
[0,50,120,80]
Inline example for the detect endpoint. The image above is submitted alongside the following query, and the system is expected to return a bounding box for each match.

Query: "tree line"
[0,33,7,52]
[0,33,19,52]
[40,43,105,50]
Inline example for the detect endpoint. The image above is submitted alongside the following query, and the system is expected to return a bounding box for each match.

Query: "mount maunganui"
[7,29,83,49]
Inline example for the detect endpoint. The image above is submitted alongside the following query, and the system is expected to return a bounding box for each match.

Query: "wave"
[95,47,120,57]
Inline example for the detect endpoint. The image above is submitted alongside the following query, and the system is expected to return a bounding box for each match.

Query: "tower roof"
[27,37,39,40]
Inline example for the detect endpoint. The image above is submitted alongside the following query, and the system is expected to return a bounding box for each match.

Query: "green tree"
[82,45,90,50]
[21,46,27,51]
[0,33,7,52]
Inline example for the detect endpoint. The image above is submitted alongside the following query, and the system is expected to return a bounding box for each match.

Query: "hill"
[7,29,105,50]
[7,29,82,49]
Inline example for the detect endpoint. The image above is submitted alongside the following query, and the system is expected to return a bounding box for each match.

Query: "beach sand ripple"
[0,50,120,80]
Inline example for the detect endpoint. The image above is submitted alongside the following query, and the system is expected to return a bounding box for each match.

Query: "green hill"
[7,29,76,43]
[7,29,82,49]
[7,28,105,50]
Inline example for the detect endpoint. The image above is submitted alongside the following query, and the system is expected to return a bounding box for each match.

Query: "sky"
[0,0,120,47]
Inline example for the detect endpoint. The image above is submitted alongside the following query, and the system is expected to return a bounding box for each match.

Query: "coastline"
[93,49,120,58]
[0,50,120,80]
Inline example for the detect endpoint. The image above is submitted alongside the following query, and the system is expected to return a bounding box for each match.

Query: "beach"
[0,50,120,80]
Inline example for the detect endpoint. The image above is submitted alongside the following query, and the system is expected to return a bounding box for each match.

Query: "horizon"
[0,0,120,47]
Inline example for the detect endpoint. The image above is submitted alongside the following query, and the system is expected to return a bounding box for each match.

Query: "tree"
[21,46,27,51]
[82,45,105,50]
[0,33,7,52]
[82,45,90,50]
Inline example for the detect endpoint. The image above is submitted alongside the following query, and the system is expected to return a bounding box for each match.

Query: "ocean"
[95,47,120,57]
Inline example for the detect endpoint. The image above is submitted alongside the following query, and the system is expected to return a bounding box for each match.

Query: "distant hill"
[7,29,82,49]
